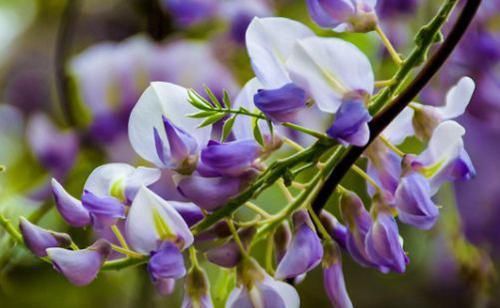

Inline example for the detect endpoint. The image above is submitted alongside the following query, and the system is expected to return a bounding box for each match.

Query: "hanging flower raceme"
[306,0,378,32]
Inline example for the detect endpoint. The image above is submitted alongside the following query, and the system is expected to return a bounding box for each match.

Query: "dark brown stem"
[312,0,482,214]
[55,0,81,127]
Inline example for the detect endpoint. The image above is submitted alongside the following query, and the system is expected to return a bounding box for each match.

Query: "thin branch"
[312,0,482,214]
[55,0,81,127]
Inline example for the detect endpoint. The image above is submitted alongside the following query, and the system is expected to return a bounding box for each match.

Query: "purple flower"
[46,239,111,286]
[19,217,72,257]
[327,98,372,146]
[26,114,79,177]
[395,173,439,230]
[320,211,348,249]
[148,242,186,282]
[365,140,402,196]
[154,115,199,174]
[377,0,417,17]
[273,222,292,263]
[253,83,307,123]
[340,191,376,268]
[199,140,261,177]
[306,0,378,33]
[81,190,126,228]
[177,174,253,212]
[51,179,92,228]
[275,210,324,279]
[206,227,255,268]
[169,201,204,227]
[125,186,194,254]
[161,0,219,27]
[366,211,408,273]
[323,242,353,308]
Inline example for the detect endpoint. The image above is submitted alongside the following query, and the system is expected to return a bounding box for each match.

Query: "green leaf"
[252,117,264,146]
[187,111,216,118]
[222,90,232,109]
[198,113,226,128]
[204,86,222,109]
[188,89,212,110]
[221,116,236,141]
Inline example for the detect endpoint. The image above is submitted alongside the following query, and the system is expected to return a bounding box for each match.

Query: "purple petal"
[19,217,71,257]
[155,278,176,296]
[206,241,242,268]
[170,201,204,227]
[323,250,353,308]
[320,211,348,249]
[81,190,125,228]
[46,239,111,286]
[395,173,439,230]
[51,178,91,228]
[327,100,372,146]
[177,175,248,211]
[200,139,261,177]
[148,242,186,281]
[275,213,324,279]
[366,212,407,273]
[253,83,307,123]
[306,0,341,28]
[162,115,198,162]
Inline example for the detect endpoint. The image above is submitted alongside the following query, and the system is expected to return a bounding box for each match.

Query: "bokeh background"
[0,0,499,307]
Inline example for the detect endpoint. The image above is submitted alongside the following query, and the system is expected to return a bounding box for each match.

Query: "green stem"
[191,141,335,234]
[0,214,22,243]
[369,0,459,114]
[101,257,148,271]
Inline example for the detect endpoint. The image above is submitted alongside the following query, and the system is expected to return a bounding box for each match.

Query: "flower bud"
[254,83,307,123]
[366,211,408,273]
[182,266,213,308]
[320,211,347,249]
[51,178,91,228]
[275,210,323,279]
[155,278,176,296]
[273,221,292,263]
[19,217,72,257]
[206,227,255,268]
[395,173,439,230]
[412,106,442,141]
[46,239,111,286]
[322,241,353,308]
[339,191,375,267]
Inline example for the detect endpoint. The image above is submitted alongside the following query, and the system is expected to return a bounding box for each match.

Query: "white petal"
[418,120,465,167]
[126,186,193,254]
[382,107,415,145]
[128,82,212,166]
[84,163,135,197]
[246,17,315,88]
[123,167,162,201]
[286,37,374,113]
[437,76,475,119]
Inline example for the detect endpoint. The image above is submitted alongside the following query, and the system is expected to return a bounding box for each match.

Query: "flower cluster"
[4,1,479,307]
